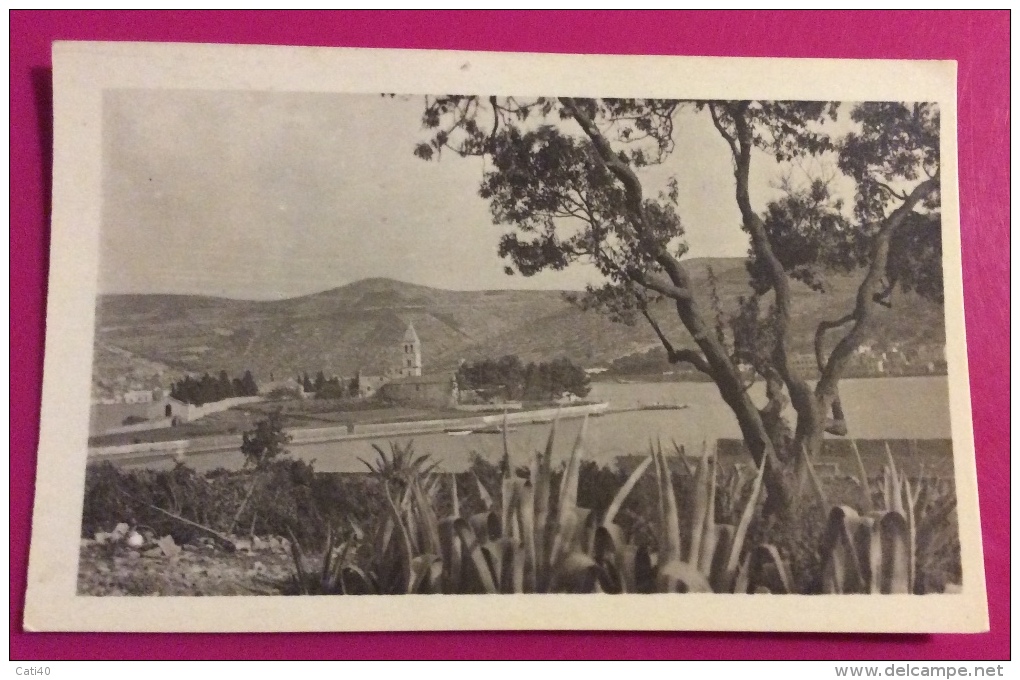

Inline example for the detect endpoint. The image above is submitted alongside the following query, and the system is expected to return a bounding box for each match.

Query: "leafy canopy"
[416,97,941,312]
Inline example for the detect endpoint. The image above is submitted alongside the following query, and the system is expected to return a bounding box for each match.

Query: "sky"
[100,91,841,300]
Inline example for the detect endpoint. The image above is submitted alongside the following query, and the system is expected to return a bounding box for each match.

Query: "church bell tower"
[400,322,422,377]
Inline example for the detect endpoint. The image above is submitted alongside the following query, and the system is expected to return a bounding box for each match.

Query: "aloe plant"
[288,421,823,596]
[638,439,793,594]
[427,415,622,593]
[818,442,958,594]
[288,416,607,594]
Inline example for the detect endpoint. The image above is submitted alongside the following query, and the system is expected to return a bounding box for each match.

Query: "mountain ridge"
[91,258,947,399]
[97,257,748,305]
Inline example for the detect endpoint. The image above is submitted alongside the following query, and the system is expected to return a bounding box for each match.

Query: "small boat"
[444,428,474,436]
[472,426,517,435]
[639,403,689,411]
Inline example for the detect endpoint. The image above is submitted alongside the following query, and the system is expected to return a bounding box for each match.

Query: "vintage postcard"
[25,42,987,632]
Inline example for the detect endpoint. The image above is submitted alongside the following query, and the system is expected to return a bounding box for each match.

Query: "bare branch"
[814,312,855,373]
[875,181,909,201]
[726,105,812,417]
[630,269,693,302]
[639,305,675,351]
[488,95,499,148]
[640,306,715,379]
[668,349,715,377]
[817,177,939,399]
[708,103,739,159]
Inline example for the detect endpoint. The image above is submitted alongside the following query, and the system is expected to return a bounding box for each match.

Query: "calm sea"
[167,376,955,474]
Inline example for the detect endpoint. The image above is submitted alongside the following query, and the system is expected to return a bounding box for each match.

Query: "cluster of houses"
[784,343,947,378]
[92,322,947,439]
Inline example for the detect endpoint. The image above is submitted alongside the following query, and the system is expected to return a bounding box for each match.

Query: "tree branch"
[814,312,855,373]
[708,103,739,159]
[560,97,695,298]
[640,307,714,378]
[630,269,693,302]
[817,177,939,400]
[668,349,715,377]
[875,181,909,201]
[488,95,499,149]
[560,97,785,479]
[725,104,814,425]
[559,97,645,217]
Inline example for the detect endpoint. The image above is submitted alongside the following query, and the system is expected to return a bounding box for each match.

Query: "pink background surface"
[10,11,1009,660]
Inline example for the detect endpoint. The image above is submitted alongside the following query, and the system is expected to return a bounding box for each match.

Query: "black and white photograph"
[25,44,986,632]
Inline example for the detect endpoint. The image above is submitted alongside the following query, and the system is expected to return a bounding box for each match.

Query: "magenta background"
[10,11,1009,660]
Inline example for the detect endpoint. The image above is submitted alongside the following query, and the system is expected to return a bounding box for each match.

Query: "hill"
[90,259,947,398]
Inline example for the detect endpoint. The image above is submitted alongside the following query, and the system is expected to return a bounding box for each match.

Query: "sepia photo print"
[25,43,986,633]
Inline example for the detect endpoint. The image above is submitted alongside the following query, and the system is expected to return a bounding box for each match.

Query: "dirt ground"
[77,534,299,596]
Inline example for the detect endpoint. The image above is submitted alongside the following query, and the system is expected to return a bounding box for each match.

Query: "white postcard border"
[24,42,986,633]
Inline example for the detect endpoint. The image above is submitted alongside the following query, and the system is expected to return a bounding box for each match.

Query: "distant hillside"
[91,259,947,398]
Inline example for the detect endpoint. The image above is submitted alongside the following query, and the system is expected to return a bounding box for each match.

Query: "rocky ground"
[77,529,299,596]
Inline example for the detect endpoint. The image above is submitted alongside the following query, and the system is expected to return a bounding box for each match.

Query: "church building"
[373,322,459,408]
[397,323,423,378]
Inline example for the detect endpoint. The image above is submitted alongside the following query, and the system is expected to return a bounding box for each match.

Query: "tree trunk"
[228,471,264,536]
[668,297,801,513]
[565,97,807,515]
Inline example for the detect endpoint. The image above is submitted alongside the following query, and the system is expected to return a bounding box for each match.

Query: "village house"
[90,386,265,438]
[357,373,387,399]
[89,388,193,436]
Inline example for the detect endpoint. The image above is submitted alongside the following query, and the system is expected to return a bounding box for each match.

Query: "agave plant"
[818,441,959,594]
[627,440,793,594]
[288,522,375,595]
[288,416,650,594]
[439,415,625,594]
[469,417,788,594]
[289,417,796,595]
[359,440,439,485]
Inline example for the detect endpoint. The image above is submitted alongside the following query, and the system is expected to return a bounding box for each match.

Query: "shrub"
[266,387,302,401]
[82,423,961,597]
[80,458,389,554]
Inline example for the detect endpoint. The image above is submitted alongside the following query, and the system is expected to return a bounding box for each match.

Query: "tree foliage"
[240,410,292,470]
[415,95,942,512]
[298,370,348,399]
[457,355,591,401]
[170,369,259,405]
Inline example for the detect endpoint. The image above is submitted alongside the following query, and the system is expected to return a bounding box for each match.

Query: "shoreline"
[88,401,610,466]
[592,370,949,384]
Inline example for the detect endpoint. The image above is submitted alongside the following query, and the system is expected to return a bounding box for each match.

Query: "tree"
[457,355,590,402]
[551,356,591,399]
[240,409,291,469]
[230,410,293,535]
[416,97,940,513]
[240,370,259,397]
[218,370,235,400]
[316,377,347,400]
